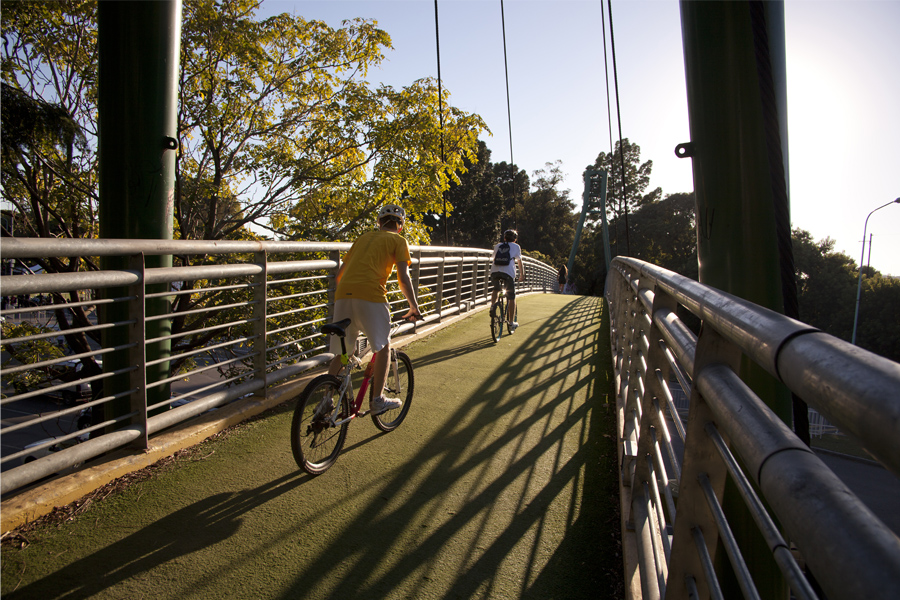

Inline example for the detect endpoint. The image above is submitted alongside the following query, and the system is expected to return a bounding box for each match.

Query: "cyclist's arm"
[396,261,422,319]
[515,255,525,282]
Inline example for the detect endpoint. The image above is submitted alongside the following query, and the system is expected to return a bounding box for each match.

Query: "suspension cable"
[607,0,630,255]
[500,0,518,230]
[600,0,617,254]
[434,0,448,244]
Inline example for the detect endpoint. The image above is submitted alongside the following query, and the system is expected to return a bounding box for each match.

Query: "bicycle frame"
[322,325,404,428]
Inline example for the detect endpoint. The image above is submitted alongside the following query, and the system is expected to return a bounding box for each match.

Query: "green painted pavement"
[2,294,623,599]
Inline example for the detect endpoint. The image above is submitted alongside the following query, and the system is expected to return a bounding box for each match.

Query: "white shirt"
[490,241,522,279]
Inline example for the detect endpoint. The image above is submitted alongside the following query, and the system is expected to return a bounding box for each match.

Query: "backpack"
[494,242,511,266]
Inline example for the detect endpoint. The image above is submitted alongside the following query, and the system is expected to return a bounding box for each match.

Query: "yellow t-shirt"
[335,229,411,303]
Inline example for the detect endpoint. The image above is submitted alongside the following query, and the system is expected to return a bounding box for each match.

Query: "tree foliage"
[620,192,697,279]
[1,1,98,242]
[177,0,484,243]
[516,162,576,263]
[422,140,504,248]
[588,138,661,255]
[2,0,486,381]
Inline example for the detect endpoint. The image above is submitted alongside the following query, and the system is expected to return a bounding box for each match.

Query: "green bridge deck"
[1,294,623,599]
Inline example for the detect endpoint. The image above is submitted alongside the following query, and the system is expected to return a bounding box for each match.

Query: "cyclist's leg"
[352,300,393,402]
[490,272,502,309]
[504,275,517,324]
[327,299,359,376]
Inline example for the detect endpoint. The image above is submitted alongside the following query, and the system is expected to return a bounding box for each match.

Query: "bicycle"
[290,317,414,475]
[489,278,518,343]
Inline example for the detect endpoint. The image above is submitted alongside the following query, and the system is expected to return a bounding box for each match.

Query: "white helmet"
[378,204,406,225]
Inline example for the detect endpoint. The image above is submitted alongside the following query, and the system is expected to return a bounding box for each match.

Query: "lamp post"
[851,197,900,345]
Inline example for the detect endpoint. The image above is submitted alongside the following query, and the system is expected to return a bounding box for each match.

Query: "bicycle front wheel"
[490,299,503,343]
[291,374,349,475]
[372,350,414,432]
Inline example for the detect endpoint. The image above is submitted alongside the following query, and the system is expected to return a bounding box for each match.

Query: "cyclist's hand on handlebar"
[402,309,423,322]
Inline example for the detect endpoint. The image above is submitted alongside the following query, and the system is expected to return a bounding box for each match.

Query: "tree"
[1,1,98,242]
[422,140,504,248]
[589,138,661,255]
[516,162,576,265]
[2,0,486,379]
[792,228,899,362]
[492,160,529,234]
[619,192,697,279]
[855,274,900,362]
[178,0,485,244]
[792,228,858,342]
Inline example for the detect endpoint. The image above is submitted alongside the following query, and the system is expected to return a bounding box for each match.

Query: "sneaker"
[370,395,402,415]
[508,321,519,333]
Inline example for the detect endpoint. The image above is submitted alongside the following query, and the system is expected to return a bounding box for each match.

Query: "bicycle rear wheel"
[291,374,349,475]
[490,297,503,343]
[372,350,414,432]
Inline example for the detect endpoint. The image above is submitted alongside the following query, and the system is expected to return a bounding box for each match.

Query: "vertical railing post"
[410,248,422,330]
[436,251,446,322]
[252,251,268,396]
[328,249,340,324]
[468,256,478,307]
[128,253,148,450]
[454,255,463,312]
[665,327,742,600]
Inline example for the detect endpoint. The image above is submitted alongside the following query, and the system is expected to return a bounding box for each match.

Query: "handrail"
[606,256,900,600]
[0,238,558,496]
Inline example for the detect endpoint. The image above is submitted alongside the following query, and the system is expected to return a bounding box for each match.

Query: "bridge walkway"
[2,294,625,599]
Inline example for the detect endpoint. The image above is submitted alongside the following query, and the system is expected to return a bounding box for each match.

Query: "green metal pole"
[680,1,791,597]
[98,1,182,427]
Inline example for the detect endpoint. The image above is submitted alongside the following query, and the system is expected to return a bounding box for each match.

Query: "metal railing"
[606,256,900,600]
[0,237,557,495]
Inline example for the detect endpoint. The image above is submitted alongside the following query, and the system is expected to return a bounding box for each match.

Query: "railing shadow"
[4,295,623,599]
[278,295,622,599]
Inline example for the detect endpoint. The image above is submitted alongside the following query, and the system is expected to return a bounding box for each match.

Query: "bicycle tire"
[291,374,349,475]
[371,350,414,432]
[490,296,504,343]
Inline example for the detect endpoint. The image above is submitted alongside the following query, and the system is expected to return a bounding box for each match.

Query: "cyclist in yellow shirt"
[327,204,421,414]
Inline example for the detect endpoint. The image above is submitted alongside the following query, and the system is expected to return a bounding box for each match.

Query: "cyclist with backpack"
[490,229,525,332]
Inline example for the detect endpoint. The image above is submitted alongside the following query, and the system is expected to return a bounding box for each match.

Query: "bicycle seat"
[321,318,352,337]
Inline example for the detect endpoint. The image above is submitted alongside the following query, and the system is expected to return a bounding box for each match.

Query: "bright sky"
[259,0,900,275]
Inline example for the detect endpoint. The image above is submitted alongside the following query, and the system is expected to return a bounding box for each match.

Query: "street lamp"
[851,197,900,345]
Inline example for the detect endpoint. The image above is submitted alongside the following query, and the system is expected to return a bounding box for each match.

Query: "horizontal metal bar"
[145,299,257,323]
[1,422,144,493]
[0,344,128,376]
[776,332,900,478]
[697,363,900,599]
[0,270,141,295]
[146,318,261,346]
[1,319,127,346]
[0,237,351,258]
[148,336,252,367]
[1,364,138,405]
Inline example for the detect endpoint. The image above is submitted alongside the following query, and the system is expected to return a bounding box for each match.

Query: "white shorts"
[329,299,392,356]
